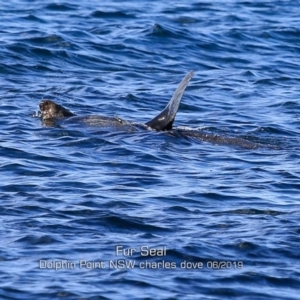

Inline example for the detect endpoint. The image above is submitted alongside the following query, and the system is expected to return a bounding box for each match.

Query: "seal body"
[37,71,268,149]
[39,100,139,131]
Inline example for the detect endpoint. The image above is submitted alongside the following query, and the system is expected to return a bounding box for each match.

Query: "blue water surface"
[0,1,300,299]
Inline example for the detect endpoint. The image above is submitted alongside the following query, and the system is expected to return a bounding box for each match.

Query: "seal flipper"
[145,70,194,131]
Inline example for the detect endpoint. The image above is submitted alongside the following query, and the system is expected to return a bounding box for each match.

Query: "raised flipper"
[145,70,194,131]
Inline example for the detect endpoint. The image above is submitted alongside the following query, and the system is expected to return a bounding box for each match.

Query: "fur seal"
[38,71,270,149]
[39,70,195,130]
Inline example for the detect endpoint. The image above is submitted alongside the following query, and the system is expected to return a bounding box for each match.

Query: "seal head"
[39,99,75,119]
[39,99,75,125]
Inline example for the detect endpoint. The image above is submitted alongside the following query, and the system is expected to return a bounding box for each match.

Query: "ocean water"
[1,1,300,299]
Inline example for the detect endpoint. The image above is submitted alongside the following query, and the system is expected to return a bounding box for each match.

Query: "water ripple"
[0,0,299,299]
